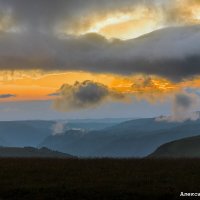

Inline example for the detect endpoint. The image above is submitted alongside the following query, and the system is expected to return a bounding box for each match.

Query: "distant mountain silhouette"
[0,119,120,147]
[149,135,200,158]
[0,121,55,147]
[0,146,74,158]
[40,118,200,157]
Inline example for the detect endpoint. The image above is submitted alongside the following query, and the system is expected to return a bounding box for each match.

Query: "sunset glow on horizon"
[1,70,200,104]
[0,0,199,119]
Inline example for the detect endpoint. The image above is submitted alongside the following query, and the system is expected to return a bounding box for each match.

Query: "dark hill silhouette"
[0,146,74,158]
[149,135,200,158]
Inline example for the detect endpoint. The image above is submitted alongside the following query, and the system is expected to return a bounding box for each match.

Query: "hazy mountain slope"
[40,118,200,157]
[62,118,131,131]
[149,135,200,158]
[103,118,181,137]
[126,120,200,156]
[64,122,119,131]
[0,119,120,147]
[0,121,55,147]
[68,118,132,124]
[0,137,9,147]
[0,146,74,158]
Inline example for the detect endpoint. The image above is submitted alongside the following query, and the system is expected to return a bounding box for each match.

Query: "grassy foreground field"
[0,158,199,199]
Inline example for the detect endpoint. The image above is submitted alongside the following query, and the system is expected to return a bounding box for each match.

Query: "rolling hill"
[0,147,74,158]
[149,135,200,158]
[39,118,200,157]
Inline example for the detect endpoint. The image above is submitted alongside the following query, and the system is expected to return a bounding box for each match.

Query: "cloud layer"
[0,0,199,82]
[0,26,199,81]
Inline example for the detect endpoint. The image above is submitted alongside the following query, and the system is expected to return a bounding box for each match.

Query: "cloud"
[0,0,153,33]
[53,80,125,111]
[165,0,200,25]
[156,92,200,122]
[51,121,65,136]
[0,25,199,81]
[2,0,198,34]
[0,94,16,98]
[0,1,198,81]
[132,76,155,90]
[48,92,60,97]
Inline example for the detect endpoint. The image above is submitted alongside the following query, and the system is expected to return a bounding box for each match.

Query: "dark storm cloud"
[0,0,148,31]
[53,80,125,111]
[0,26,200,81]
[0,0,199,82]
[0,94,16,98]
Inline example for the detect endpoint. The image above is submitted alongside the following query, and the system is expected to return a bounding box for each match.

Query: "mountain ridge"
[40,117,200,157]
[0,146,74,158]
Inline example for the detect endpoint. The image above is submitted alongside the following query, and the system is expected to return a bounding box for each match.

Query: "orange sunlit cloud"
[0,71,119,102]
[0,70,187,103]
[171,0,200,24]
[0,1,199,102]
[59,0,200,40]
[1,69,200,104]
[62,6,164,40]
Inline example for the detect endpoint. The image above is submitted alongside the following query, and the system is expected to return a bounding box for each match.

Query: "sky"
[0,0,200,120]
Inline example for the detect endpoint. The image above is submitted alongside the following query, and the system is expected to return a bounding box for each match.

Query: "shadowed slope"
[149,135,200,158]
